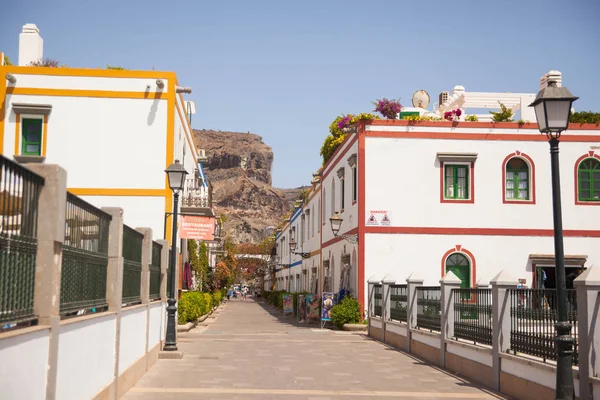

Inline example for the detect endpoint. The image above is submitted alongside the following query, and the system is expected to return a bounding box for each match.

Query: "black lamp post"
[288,238,295,292]
[530,79,578,400]
[163,159,188,351]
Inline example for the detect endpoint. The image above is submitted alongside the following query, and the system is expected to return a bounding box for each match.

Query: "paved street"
[124,298,509,400]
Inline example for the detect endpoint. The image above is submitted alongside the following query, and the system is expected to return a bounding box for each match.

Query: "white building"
[269,72,600,312]
[0,24,210,242]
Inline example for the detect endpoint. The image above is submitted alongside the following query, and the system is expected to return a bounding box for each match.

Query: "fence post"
[574,266,600,400]
[136,228,152,305]
[407,273,424,353]
[490,270,517,392]
[382,273,396,343]
[26,163,67,400]
[102,207,124,398]
[367,275,381,337]
[440,271,462,368]
[157,239,169,301]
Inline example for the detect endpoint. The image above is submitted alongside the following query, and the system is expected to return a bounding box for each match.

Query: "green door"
[21,118,43,156]
[445,253,470,289]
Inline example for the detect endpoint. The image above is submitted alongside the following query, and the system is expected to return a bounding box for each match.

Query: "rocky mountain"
[192,129,304,243]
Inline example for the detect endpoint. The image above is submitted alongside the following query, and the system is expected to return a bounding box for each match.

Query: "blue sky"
[1,0,599,188]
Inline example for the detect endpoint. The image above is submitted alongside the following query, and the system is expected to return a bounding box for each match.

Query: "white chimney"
[18,24,43,66]
[540,70,562,90]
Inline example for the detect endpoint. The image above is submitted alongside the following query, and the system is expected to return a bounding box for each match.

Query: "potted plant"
[444,108,462,121]
[373,98,402,120]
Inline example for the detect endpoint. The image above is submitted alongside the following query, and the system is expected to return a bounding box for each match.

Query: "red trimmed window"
[576,155,600,204]
[502,152,535,204]
[440,162,474,203]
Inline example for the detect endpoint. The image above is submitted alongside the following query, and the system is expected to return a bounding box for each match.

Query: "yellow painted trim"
[0,67,6,153]
[7,87,167,100]
[13,114,20,155]
[164,80,176,242]
[42,115,48,156]
[1,65,177,80]
[68,188,169,197]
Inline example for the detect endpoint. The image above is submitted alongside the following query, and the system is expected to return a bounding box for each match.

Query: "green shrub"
[212,291,222,308]
[178,291,208,324]
[203,293,212,314]
[330,297,361,329]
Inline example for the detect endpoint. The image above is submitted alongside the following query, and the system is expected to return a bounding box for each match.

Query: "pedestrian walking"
[227,288,232,301]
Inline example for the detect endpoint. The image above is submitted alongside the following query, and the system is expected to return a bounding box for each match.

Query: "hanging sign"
[179,216,215,240]
[366,210,391,226]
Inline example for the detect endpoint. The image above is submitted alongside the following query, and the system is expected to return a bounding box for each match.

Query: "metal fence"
[122,225,143,305]
[60,193,112,315]
[373,284,382,317]
[416,286,441,331]
[453,288,493,346]
[389,284,408,322]
[0,156,44,326]
[509,288,578,365]
[150,241,162,300]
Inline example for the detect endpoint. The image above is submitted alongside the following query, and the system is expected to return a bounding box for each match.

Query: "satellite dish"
[412,90,430,109]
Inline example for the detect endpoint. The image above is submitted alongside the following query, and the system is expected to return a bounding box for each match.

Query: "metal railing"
[60,193,111,315]
[0,156,44,326]
[509,288,578,365]
[416,286,441,332]
[389,284,408,322]
[181,177,212,208]
[150,241,162,300]
[373,284,382,317]
[122,225,143,305]
[453,288,492,346]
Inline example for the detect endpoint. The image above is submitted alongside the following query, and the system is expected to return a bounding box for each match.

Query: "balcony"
[180,177,214,217]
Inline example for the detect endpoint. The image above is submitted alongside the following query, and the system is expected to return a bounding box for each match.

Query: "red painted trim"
[501,151,536,205]
[321,227,359,249]
[358,127,366,313]
[441,245,477,288]
[440,161,475,204]
[322,134,358,179]
[368,119,600,131]
[365,130,599,142]
[364,226,600,237]
[574,152,600,206]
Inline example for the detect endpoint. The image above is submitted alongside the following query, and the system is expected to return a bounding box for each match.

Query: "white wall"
[9,74,169,92]
[364,135,600,231]
[80,195,165,240]
[119,306,148,373]
[148,302,163,348]
[363,233,600,306]
[4,94,168,189]
[55,314,117,400]
[0,328,50,400]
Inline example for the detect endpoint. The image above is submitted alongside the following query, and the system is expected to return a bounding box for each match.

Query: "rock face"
[193,129,302,243]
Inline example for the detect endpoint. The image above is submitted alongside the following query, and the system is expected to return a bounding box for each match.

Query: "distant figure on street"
[242,287,247,301]
[227,288,232,300]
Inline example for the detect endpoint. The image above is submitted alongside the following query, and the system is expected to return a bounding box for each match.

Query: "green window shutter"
[506,158,529,200]
[21,118,43,156]
[578,158,600,201]
[444,164,469,200]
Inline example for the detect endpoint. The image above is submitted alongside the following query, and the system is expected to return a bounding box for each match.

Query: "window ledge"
[12,103,52,115]
[14,155,46,164]
[437,152,478,162]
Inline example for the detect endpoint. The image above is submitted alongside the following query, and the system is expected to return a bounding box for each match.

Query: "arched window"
[578,158,600,202]
[506,157,529,200]
[445,253,470,289]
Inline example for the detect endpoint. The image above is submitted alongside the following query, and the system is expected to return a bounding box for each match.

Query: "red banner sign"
[179,216,215,241]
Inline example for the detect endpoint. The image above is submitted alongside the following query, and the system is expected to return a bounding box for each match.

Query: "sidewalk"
[123,298,510,400]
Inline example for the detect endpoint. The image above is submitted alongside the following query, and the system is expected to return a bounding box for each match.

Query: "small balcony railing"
[181,178,212,209]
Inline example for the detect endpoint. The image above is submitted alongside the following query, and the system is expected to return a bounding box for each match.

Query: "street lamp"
[163,159,188,352]
[288,237,295,292]
[329,212,358,244]
[530,79,578,400]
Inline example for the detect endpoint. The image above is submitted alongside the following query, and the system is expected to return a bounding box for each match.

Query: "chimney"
[540,70,562,90]
[18,24,43,66]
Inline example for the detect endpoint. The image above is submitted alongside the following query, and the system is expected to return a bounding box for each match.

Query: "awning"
[529,254,587,266]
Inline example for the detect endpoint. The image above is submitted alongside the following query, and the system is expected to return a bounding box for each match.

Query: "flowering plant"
[444,108,462,121]
[373,98,402,119]
[337,115,354,130]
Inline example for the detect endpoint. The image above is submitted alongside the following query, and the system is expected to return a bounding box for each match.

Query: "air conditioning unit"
[439,91,449,106]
